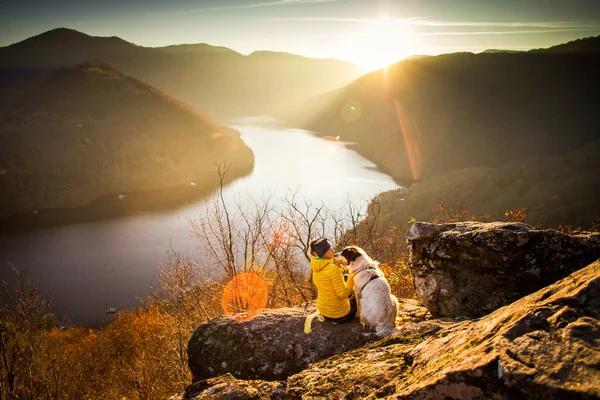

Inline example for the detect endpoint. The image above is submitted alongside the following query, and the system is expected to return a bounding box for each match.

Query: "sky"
[2,0,600,71]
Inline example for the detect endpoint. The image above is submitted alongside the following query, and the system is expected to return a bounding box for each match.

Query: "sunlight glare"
[346,18,422,72]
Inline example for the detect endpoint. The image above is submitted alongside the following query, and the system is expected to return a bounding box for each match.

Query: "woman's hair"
[308,239,318,257]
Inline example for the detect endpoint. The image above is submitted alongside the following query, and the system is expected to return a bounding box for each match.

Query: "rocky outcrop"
[407,221,600,318]
[286,259,600,399]
[187,305,377,382]
[187,299,430,382]
[177,259,600,399]
[178,221,600,399]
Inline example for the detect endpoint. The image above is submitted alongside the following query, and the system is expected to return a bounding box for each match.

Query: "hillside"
[293,36,600,228]
[531,35,600,54]
[0,28,362,118]
[0,61,254,218]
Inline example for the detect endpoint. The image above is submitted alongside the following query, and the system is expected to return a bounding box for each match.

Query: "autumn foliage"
[6,178,576,399]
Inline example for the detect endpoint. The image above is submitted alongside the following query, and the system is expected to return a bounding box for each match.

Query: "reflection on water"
[0,122,399,325]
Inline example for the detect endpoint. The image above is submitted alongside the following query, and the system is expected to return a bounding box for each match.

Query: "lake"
[0,119,399,325]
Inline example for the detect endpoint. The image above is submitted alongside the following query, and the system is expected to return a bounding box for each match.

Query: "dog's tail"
[375,295,400,338]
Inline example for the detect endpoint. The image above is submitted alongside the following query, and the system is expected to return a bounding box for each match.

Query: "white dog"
[335,246,399,337]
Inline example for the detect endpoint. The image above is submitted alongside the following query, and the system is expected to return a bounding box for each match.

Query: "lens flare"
[340,100,362,123]
[221,272,269,322]
[393,99,423,180]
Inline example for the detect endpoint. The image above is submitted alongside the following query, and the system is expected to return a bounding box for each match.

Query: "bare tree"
[185,164,417,315]
[279,189,326,263]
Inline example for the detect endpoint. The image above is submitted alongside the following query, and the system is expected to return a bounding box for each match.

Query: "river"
[0,119,399,325]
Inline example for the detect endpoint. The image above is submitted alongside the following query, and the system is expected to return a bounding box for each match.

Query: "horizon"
[2,0,600,71]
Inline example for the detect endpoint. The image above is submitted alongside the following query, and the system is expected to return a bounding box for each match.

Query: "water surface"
[0,120,399,324]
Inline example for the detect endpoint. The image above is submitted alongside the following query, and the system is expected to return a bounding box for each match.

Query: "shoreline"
[0,163,253,235]
[303,128,415,188]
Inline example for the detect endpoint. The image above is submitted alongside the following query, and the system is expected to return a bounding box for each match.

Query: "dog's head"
[334,246,369,273]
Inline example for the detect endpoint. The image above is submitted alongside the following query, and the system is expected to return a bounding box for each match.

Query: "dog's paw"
[375,325,397,338]
[360,331,376,337]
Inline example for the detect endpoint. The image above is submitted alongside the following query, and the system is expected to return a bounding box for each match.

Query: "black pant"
[323,297,357,324]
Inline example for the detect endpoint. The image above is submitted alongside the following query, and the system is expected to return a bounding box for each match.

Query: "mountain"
[481,49,524,54]
[156,43,243,56]
[0,61,254,218]
[0,28,162,68]
[531,35,600,54]
[292,36,600,228]
[0,28,362,118]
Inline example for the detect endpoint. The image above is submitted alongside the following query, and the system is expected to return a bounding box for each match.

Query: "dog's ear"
[341,246,362,263]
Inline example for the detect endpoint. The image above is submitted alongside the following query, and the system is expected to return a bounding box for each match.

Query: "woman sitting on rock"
[309,238,357,323]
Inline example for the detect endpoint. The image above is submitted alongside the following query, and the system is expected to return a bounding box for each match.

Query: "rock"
[187,301,431,382]
[286,260,600,399]
[168,374,286,400]
[407,221,600,318]
[178,262,600,399]
[395,298,432,325]
[187,305,378,382]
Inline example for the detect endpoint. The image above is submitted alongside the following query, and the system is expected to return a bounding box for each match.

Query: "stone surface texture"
[187,305,375,382]
[167,374,286,400]
[407,221,600,318]
[187,299,430,383]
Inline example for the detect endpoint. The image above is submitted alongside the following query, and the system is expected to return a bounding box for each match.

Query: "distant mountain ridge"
[531,35,600,54]
[0,28,362,118]
[0,61,254,218]
[0,28,155,68]
[156,43,242,55]
[298,35,600,178]
[481,49,524,54]
[294,35,600,228]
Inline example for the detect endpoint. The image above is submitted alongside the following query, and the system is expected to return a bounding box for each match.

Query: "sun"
[347,18,422,72]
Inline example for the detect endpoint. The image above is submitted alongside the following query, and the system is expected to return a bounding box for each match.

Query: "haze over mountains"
[295,36,600,228]
[0,28,362,118]
[1,28,599,229]
[0,61,253,218]
[0,27,362,220]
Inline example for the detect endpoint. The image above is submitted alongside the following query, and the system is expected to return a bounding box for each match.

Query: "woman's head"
[309,237,333,258]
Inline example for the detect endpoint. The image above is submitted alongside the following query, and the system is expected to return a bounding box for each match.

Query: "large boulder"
[407,221,600,318]
[187,300,430,382]
[187,306,375,383]
[286,260,600,399]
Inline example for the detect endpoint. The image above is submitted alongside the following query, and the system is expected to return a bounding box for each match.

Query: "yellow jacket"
[310,257,354,319]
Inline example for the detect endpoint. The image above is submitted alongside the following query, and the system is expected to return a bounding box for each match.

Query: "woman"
[309,237,357,323]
